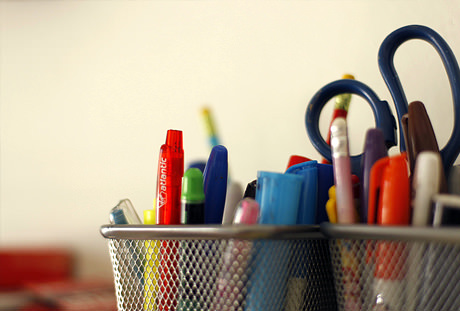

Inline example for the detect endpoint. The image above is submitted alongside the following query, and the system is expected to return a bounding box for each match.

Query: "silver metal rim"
[321,223,460,243]
[100,224,323,240]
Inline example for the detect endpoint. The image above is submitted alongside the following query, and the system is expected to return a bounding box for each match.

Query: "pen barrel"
[156,148,184,225]
[332,157,356,224]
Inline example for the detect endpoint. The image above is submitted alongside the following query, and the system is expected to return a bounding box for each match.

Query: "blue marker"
[248,171,303,311]
[203,145,228,224]
[285,161,318,225]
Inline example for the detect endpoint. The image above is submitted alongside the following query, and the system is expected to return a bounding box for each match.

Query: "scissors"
[305,25,460,175]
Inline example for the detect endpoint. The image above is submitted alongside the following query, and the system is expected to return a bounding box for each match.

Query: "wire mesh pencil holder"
[100,225,338,311]
[321,223,460,311]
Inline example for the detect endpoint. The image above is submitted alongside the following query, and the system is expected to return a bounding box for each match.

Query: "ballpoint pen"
[212,198,260,311]
[155,129,184,311]
[156,129,184,225]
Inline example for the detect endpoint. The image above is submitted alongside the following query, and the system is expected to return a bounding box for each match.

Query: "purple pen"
[360,128,388,223]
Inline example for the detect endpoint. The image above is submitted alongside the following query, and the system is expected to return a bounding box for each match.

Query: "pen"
[243,179,257,199]
[203,145,228,224]
[412,151,442,226]
[156,129,184,225]
[110,199,142,225]
[201,107,220,148]
[330,117,356,224]
[360,128,388,223]
[407,152,441,311]
[286,155,312,170]
[212,198,260,311]
[155,129,184,311]
[222,181,243,225]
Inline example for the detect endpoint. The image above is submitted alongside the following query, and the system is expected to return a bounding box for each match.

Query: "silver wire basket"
[321,223,460,311]
[100,225,337,311]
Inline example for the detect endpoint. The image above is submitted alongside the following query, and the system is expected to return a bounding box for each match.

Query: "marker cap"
[181,168,205,203]
[256,171,303,225]
[166,129,183,152]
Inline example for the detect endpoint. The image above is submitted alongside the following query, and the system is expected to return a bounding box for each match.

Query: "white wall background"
[1,0,459,279]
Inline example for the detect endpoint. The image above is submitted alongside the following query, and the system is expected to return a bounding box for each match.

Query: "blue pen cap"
[203,145,228,224]
[286,161,318,224]
[255,171,303,225]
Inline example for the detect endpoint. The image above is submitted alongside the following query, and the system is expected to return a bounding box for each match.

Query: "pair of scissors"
[305,25,460,175]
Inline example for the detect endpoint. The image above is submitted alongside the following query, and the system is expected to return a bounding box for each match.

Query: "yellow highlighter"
[144,202,160,311]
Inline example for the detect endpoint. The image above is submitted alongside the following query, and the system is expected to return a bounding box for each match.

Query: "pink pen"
[330,117,357,224]
[211,198,260,311]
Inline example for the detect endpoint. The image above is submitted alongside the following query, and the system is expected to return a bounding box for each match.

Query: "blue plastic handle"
[379,24,460,170]
[305,79,396,175]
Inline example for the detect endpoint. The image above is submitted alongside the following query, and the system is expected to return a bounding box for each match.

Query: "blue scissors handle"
[379,24,460,170]
[305,79,397,175]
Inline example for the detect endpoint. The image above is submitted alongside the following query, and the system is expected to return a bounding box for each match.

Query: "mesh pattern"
[329,238,460,311]
[108,238,336,311]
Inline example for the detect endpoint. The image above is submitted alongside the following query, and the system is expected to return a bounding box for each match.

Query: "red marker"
[155,129,184,311]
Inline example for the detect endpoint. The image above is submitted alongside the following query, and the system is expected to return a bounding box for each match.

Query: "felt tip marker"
[181,168,205,224]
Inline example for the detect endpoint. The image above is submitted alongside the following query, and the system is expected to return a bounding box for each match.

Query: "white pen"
[412,151,442,226]
[330,117,356,224]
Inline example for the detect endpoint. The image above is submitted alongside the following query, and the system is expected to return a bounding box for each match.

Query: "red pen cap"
[368,153,410,280]
[286,155,312,170]
[166,129,183,152]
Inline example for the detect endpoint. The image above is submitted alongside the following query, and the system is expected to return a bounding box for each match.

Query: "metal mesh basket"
[321,223,460,311]
[100,225,337,311]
